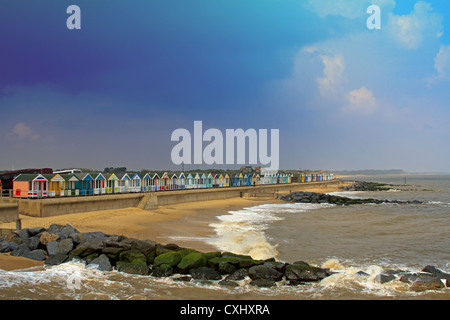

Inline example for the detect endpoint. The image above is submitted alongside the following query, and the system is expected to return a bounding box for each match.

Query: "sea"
[0,174,449,301]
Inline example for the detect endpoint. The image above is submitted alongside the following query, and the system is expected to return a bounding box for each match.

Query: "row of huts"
[10,172,334,199]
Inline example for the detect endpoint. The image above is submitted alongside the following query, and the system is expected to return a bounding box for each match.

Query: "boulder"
[69,239,104,257]
[285,264,330,282]
[45,254,69,266]
[153,251,183,267]
[24,249,47,261]
[58,238,74,255]
[190,267,221,280]
[400,274,445,292]
[88,254,113,272]
[375,273,396,284]
[39,232,59,245]
[116,259,149,276]
[46,241,59,256]
[0,241,19,253]
[226,268,249,281]
[250,279,276,288]
[18,228,30,240]
[119,238,156,256]
[10,244,30,257]
[151,264,174,277]
[28,227,46,237]
[177,252,207,272]
[248,265,283,281]
[119,250,147,263]
[28,236,41,251]
[218,280,240,287]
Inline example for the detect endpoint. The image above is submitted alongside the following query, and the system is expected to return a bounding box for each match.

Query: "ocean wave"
[208,203,333,260]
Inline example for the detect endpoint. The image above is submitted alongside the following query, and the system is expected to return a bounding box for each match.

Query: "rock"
[217,262,236,275]
[153,251,183,267]
[101,246,123,258]
[24,249,47,261]
[250,279,276,288]
[375,274,396,284]
[46,241,59,256]
[69,239,104,257]
[119,250,147,263]
[0,241,19,253]
[165,243,181,251]
[119,238,156,256]
[285,264,330,282]
[173,276,192,282]
[10,244,30,257]
[177,252,207,272]
[39,232,59,245]
[18,228,30,240]
[28,227,46,237]
[400,273,446,292]
[84,253,99,264]
[88,254,112,272]
[151,264,174,277]
[58,238,74,255]
[116,260,149,276]
[218,280,240,287]
[45,254,69,266]
[190,267,221,280]
[422,265,443,275]
[264,261,287,273]
[248,265,283,281]
[226,268,249,281]
[28,236,41,251]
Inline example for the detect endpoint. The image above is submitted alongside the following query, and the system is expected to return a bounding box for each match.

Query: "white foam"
[208,203,333,260]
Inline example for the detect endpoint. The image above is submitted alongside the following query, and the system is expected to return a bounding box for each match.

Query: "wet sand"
[0,182,349,270]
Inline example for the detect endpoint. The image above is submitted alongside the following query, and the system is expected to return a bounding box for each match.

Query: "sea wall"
[13,181,341,218]
[0,203,19,223]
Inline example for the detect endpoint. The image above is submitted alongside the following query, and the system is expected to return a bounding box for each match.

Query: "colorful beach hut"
[64,174,80,196]
[104,173,119,194]
[75,173,94,195]
[177,172,186,189]
[141,172,152,192]
[92,173,106,195]
[47,174,66,197]
[194,173,201,188]
[160,172,169,190]
[130,173,142,192]
[13,174,48,198]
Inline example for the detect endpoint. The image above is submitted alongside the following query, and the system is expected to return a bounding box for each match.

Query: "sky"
[1,0,450,173]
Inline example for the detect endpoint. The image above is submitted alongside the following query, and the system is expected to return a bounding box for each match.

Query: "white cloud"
[317,54,345,96]
[7,122,40,141]
[345,87,377,114]
[433,45,450,81]
[387,1,443,50]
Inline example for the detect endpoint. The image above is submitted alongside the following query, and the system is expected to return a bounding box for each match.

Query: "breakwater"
[1,223,449,292]
[3,181,342,218]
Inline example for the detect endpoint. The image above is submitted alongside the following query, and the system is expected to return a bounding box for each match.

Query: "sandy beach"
[0,182,349,271]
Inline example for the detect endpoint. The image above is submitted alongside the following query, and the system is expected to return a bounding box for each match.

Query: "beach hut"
[193,173,201,188]
[141,173,152,192]
[206,173,213,188]
[47,174,66,197]
[74,173,94,195]
[160,172,169,190]
[185,173,194,189]
[127,173,142,193]
[152,173,160,191]
[116,173,131,193]
[64,173,80,196]
[13,174,48,198]
[91,173,106,195]
[177,172,186,189]
[104,173,119,194]
[169,173,177,190]
[224,174,230,187]
[200,173,206,188]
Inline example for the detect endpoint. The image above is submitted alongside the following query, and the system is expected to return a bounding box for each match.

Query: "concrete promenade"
[0,180,342,218]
